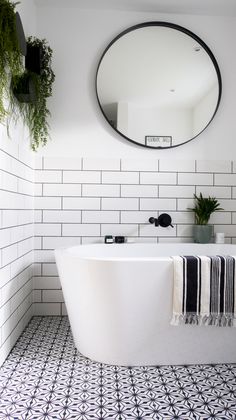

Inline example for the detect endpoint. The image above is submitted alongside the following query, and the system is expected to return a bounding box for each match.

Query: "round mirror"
[96,22,222,149]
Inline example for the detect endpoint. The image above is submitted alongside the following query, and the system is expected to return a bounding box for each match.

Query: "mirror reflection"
[96,23,221,149]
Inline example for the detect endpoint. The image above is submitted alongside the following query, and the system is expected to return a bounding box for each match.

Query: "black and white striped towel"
[171,255,236,326]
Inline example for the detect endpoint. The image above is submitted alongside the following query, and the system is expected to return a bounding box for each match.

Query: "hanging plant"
[0,0,25,120]
[11,36,55,151]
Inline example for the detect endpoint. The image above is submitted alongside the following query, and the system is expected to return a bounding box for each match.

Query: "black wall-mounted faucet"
[149,213,174,228]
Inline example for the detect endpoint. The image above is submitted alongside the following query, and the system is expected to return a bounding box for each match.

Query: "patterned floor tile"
[0,316,235,420]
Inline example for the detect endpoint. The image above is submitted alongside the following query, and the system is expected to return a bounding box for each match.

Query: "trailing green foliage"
[0,0,23,120]
[12,37,55,150]
[189,193,223,225]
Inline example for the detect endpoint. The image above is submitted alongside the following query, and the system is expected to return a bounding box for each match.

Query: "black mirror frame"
[95,21,222,150]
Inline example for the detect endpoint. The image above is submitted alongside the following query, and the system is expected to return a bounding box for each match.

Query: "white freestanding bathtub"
[55,243,236,366]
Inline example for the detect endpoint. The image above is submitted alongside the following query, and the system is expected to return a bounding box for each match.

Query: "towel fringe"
[171,313,236,327]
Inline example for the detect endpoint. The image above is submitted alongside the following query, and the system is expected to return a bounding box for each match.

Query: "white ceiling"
[35,0,236,16]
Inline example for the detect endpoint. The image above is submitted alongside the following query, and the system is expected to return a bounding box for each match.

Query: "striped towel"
[171,255,236,327]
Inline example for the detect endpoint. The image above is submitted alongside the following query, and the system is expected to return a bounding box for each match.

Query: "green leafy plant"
[189,193,223,225]
[11,36,55,150]
[0,0,23,120]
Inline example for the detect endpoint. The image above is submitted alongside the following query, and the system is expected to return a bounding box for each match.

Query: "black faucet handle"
[158,213,173,228]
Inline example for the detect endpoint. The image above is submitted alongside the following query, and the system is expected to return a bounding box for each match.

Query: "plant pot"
[25,44,42,75]
[192,224,213,243]
[12,74,37,103]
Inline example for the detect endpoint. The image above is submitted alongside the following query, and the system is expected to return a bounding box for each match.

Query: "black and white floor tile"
[0,317,236,420]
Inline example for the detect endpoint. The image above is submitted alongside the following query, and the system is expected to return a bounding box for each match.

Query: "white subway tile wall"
[33,157,236,316]
[1,153,236,363]
[0,140,34,366]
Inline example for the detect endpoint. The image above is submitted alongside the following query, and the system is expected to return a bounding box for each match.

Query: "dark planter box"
[25,44,42,75]
[12,74,37,103]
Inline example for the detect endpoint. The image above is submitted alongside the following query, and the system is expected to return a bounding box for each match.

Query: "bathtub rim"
[54,242,236,263]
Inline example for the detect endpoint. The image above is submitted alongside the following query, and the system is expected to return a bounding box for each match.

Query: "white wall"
[0,0,37,147]
[127,103,192,145]
[35,5,236,158]
[17,0,37,37]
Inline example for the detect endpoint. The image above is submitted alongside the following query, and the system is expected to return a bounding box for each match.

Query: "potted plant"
[11,36,55,150]
[189,193,223,243]
[0,0,25,120]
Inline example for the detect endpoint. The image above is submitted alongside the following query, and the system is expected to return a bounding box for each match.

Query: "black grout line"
[10,262,33,280]
[0,147,34,170]
[0,208,34,211]
[1,172,33,186]
[1,249,34,271]
[1,235,34,252]
[0,221,34,230]
[3,277,33,308]
[0,187,34,197]
[1,296,33,347]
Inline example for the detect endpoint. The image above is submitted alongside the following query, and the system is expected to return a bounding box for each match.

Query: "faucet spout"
[149,217,159,226]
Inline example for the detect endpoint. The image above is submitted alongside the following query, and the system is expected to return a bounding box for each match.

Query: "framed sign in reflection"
[145,136,172,148]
